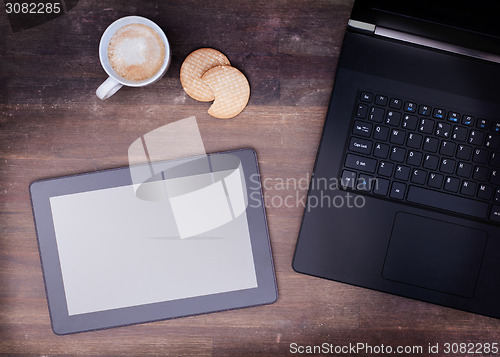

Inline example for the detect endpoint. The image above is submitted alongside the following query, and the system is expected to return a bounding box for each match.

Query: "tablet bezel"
[30,148,277,334]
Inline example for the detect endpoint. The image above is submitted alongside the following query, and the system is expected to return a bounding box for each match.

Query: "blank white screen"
[49,177,257,316]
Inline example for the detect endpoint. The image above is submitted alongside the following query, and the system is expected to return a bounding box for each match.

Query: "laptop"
[293,0,500,318]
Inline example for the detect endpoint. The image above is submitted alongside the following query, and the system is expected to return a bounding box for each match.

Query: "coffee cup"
[96,16,171,100]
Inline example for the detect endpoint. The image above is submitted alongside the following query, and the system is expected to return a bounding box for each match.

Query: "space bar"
[407,186,489,219]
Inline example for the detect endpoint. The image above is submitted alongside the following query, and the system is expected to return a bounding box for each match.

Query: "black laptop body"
[293,0,500,318]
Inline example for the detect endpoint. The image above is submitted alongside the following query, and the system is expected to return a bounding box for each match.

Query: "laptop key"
[428,173,444,188]
[341,170,357,189]
[390,182,406,199]
[356,104,368,119]
[477,184,493,200]
[407,150,422,166]
[456,144,472,160]
[411,169,427,184]
[439,140,456,157]
[378,161,394,177]
[456,162,472,178]
[394,165,410,181]
[433,108,445,119]
[372,178,390,196]
[462,115,474,126]
[452,126,468,142]
[373,143,389,158]
[385,111,402,126]
[491,152,500,168]
[473,166,489,182]
[423,137,439,152]
[349,137,373,155]
[477,118,489,130]
[419,118,434,134]
[402,114,418,130]
[447,111,460,123]
[423,154,439,170]
[461,180,476,196]
[407,186,489,219]
[486,134,500,150]
[353,120,372,137]
[360,92,373,103]
[369,107,384,123]
[435,122,451,138]
[356,174,373,191]
[495,188,500,203]
[418,105,431,116]
[444,176,460,192]
[375,95,388,106]
[473,148,489,164]
[406,133,422,148]
[389,98,402,109]
[468,130,484,146]
[345,154,376,173]
[439,158,455,174]
[491,170,500,185]
[404,102,416,113]
[491,205,500,222]
[390,147,406,162]
[373,125,390,141]
[390,129,405,145]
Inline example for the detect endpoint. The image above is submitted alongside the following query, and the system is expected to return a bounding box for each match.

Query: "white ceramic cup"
[96,16,171,100]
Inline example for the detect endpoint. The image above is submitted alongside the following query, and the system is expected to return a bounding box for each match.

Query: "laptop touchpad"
[382,212,488,298]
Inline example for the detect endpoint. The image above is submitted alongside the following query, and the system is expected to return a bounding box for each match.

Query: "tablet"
[30,148,277,334]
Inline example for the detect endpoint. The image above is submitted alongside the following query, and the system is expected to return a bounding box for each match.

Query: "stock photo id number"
[3,0,78,32]
[5,2,62,14]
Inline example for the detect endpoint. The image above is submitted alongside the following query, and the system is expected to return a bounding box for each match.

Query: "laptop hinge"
[348,19,375,35]
[374,26,500,65]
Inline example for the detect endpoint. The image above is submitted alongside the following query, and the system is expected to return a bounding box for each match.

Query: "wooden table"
[1,1,499,355]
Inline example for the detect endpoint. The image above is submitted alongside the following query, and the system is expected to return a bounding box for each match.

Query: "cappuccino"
[108,23,165,82]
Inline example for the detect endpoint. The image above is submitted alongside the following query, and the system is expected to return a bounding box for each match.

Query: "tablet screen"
[49,174,258,316]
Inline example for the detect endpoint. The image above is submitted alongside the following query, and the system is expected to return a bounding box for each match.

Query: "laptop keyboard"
[340,90,500,224]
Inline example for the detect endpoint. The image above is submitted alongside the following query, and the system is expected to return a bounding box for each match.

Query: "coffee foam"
[108,23,165,82]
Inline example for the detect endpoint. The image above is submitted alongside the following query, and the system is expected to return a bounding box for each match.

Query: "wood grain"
[1,0,499,356]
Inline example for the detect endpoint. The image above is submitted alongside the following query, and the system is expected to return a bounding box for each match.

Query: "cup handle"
[96,77,123,100]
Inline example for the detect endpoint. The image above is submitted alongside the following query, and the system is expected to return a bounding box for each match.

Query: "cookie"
[201,65,250,119]
[180,48,231,102]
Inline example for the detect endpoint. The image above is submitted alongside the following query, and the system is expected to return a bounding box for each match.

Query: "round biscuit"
[180,48,231,102]
[201,65,250,119]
